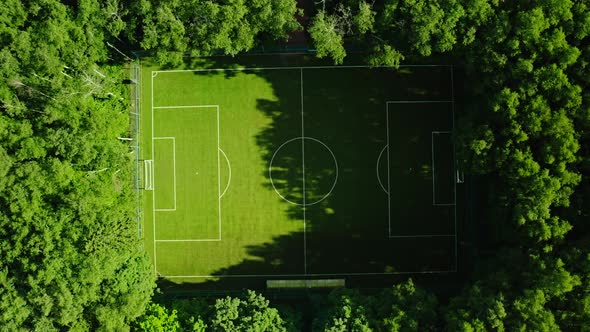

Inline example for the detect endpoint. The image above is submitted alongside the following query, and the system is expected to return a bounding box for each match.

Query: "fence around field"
[129,61,142,238]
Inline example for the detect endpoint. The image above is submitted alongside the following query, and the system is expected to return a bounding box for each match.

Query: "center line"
[300,68,307,275]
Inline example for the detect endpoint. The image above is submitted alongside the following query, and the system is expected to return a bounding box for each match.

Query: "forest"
[0,0,589,330]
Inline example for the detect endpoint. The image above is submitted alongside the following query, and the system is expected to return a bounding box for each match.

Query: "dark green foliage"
[312,289,372,332]
[308,0,495,65]
[456,0,586,244]
[312,280,438,331]
[306,0,590,330]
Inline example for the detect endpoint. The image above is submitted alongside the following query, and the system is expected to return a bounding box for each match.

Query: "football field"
[140,59,460,284]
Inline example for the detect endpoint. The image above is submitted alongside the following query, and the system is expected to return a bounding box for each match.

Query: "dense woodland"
[0,0,589,330]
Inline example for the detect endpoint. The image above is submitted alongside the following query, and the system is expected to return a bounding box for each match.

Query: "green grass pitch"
[140,56,459,285]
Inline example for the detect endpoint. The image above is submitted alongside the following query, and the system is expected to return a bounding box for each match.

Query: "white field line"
[153,105,219,109]
[300,68,306,275]
[216,105,222,240]
[376,145,389,194]
[153,64,453,74]
[451,65,458,272]
[151,71,157,275]
[152,137,177,211]
[268,137,338,206]
[385,103,392,237]
[161,270,456,278]
[151,100,222,250]
[149,68,460,276]
[219,148,232,198]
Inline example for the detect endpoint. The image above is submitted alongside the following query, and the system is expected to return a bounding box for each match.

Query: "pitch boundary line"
[148,69,460,277]
[451,65,458,272]
[153,105,219,109]
[153,64,453,74]
[151,71,157,275]
[160,270,455,278]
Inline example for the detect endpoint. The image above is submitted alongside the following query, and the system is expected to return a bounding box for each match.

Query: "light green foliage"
[137,303,181,332]
[354,2,375,34]
[212,290,289,331]
[445,285,507,332]
[367,44,404,67]
[309,2,378,64]
[308,11,346,64]
[376,279,438,331]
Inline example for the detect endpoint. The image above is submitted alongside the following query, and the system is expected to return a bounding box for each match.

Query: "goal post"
[144,160,154,190]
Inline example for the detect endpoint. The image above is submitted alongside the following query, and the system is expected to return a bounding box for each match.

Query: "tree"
[375,279,438,331]
[135,303,181,332]
[308,11,347,65]
[125,0,301,66]
[211,290,291,332]
[0,2,156,327]
[312,289,372,332]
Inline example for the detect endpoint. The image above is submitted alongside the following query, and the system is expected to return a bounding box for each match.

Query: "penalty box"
[151,104,222,241]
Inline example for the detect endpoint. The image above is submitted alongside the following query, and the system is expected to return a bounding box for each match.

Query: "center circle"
[269,137,338,206]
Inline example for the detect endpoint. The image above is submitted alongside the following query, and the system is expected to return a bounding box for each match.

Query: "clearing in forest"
[140,57,461,285]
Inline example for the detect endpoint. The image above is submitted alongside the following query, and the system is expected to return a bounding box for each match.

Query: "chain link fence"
[129,61,142,238]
